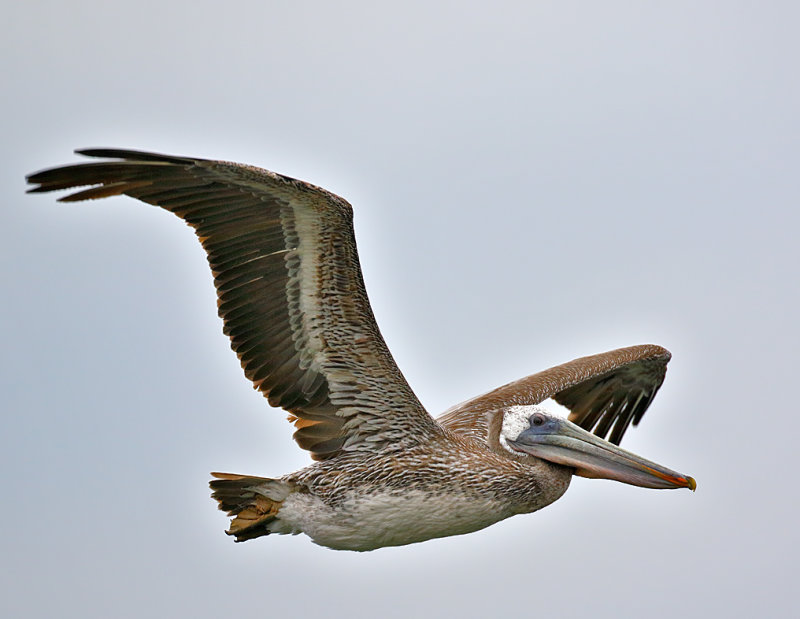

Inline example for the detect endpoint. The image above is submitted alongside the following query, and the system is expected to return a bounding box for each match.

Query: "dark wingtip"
[26,148,202,197]
[75,148,198,165]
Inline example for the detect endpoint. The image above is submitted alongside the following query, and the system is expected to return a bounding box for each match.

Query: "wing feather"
[27,149,440,459]
[438,344,671,445]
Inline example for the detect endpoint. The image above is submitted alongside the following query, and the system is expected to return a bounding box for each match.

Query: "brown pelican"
[27,149,695,551]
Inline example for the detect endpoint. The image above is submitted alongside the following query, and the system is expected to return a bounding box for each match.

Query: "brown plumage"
[438,344,670,445]
[27,149,694,551]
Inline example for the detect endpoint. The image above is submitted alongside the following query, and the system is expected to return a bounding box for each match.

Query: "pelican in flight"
[27,149,695,551]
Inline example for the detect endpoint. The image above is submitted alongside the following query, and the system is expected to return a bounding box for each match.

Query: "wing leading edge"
[27,149,440,459]
[438,345,671,445]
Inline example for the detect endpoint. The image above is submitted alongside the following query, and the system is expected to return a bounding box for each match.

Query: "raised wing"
[27,148,440,459]
[438,345,671,445]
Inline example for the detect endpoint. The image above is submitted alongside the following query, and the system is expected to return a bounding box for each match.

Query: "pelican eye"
[530,413,546,427]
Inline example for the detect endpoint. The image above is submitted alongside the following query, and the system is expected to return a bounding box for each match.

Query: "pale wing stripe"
[27,149,440,460]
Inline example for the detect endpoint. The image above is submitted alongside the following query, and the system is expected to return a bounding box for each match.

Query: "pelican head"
[500,406,696,490]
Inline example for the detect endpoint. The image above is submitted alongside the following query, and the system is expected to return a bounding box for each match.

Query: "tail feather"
[210,472,293,542]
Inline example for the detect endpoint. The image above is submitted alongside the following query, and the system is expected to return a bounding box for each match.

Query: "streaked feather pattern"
[27,148,440,460]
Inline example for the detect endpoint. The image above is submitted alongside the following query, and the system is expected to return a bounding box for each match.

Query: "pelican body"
[27,149,695,551]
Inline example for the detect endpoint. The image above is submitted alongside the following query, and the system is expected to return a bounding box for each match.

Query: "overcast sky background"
[3,2,798,617]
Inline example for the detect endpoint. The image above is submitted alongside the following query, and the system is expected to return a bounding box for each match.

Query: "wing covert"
[438,345,671,445]
[27,148,439,459]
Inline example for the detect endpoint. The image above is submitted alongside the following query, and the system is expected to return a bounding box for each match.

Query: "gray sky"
[3,2,798,617]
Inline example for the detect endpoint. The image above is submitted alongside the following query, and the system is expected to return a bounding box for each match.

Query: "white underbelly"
[271,489,516,551]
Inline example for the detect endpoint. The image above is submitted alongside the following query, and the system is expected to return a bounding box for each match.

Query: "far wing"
[438,345,671,445]
[28,149,440,460]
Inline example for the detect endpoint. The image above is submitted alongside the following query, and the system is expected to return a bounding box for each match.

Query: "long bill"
[508,417,696,490]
